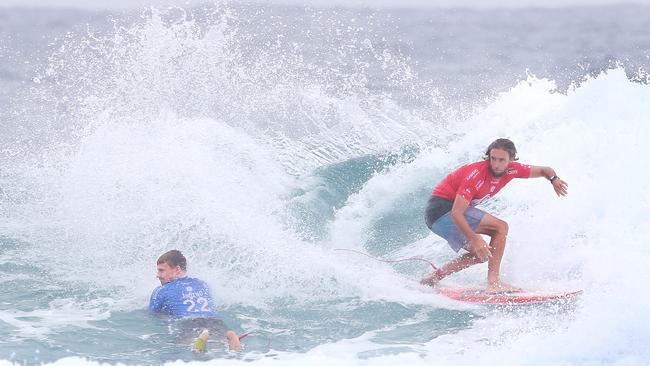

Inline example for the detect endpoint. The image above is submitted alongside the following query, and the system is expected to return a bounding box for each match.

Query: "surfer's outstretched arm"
[529,166,568,197]
[451,195,491,261]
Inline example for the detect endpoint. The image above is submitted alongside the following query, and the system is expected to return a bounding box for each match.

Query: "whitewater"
[1,3,649,366]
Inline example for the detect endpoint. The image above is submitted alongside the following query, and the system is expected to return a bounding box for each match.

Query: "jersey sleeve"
[148,286,164,314]
[509,162,532,178]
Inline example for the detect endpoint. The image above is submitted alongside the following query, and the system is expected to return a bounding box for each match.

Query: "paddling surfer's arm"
[529,166,568,197]
[451,194,492,261]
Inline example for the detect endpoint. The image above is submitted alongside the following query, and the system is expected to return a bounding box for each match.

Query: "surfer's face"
[156,262,183,285]
[488,148,511,178]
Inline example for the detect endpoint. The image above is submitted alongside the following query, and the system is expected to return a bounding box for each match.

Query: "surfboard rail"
[437,286,583,304]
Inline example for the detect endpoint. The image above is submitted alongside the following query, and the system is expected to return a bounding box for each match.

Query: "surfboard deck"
[437,286,582,304]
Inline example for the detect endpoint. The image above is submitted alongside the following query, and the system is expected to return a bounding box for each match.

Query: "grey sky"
[1,0,649,10]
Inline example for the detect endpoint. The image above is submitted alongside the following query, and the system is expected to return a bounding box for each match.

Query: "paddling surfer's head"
[484,138,518,178]
[156,250,187,285]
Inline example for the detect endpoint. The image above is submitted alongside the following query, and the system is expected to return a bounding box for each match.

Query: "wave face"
[1,3,649,366]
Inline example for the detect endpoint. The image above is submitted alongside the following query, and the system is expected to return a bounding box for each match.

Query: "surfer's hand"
[469,236,492,262]
[552,178,568,197]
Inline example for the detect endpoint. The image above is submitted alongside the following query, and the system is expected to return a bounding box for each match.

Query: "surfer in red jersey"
[421,138,568,293]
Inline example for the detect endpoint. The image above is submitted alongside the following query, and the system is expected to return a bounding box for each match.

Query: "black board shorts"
[425,196,454,229]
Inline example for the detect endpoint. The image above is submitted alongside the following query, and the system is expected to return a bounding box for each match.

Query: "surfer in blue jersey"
[149,249,242,351]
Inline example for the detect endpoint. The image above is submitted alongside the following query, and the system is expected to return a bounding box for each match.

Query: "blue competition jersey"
[148,277,218,318]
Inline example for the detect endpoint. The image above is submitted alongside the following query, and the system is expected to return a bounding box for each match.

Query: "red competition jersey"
[432,161,531,206]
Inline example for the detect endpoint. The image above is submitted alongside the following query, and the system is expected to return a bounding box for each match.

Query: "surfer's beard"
[490,167,506,178]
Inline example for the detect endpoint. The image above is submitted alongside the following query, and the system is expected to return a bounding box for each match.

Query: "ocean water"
[1,2,650,365]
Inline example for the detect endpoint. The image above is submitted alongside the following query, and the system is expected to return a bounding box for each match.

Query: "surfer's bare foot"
[420,269,445,287]
[193,329,210,353]
[486,281,521,293]
[226,330,242,351]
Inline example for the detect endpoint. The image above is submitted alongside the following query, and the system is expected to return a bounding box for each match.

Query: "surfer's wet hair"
[157,250,187,271]
[484,138,518,161]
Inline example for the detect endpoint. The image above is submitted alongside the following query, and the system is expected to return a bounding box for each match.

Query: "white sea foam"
[1,3,649,364]
[321,68,650,366]
[1,6,437,308]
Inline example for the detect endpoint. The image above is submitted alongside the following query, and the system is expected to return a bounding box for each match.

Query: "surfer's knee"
[494,219,508,237]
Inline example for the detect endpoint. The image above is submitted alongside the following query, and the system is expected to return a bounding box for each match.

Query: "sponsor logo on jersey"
[181,283,210,301]
[466,168,480,181]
